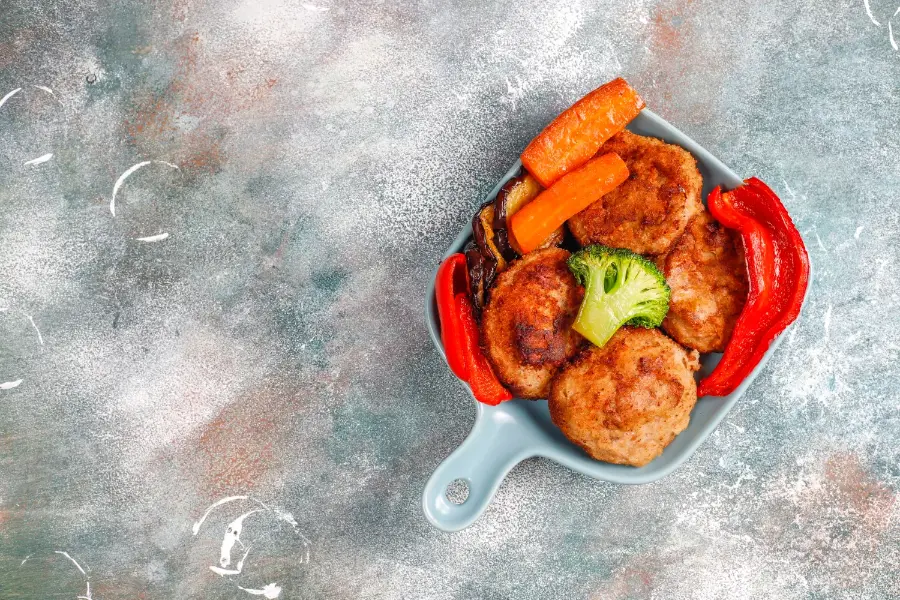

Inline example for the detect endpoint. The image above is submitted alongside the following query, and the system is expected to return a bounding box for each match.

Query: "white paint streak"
[23,312,43,345]
[54,551,87,576]
[890,20,898,50]
[238,583,282,598]
[854,226,864,239]
[77,581,92,600]
[236,547,251,572]
[814,231,826,252]
[250,498,312,563]
[502,75,526,111]
[24,153,53,166]
[210,545,252,576]
[32,85,65,108]
[135,232,170,242]
[301,3,329,11]
[864,0,881,26]
[0,88,22,111]
[788,324,799,346]
[194,495,312,582]
[782,179,795,198]
[0,380,23,390]
[193,495,249,535]
[22,552,92,599]
[110,160,179,216]
[727,421,746,433]
[219,510,260,568]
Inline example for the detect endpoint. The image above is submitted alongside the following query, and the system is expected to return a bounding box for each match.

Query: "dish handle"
[422,401,541,532]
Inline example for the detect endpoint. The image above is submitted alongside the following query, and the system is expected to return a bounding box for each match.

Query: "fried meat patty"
[567,130,703,255]
[481,247,583,399]
[656,211,748,353]
[549,327,700,467]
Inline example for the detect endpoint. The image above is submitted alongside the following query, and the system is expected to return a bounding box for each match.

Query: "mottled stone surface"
[0,0,898,598]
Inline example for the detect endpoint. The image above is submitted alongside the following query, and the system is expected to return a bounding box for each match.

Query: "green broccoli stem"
[572,261,643,347]
[567,245,671,348]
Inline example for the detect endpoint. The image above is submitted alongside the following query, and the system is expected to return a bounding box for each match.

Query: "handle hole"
[445,478,469,505]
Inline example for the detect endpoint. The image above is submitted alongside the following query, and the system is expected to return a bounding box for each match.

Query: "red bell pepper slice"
[455,294,513,405]
[698,179,810,397]
[435,254,471,380]
[435,254,513,405]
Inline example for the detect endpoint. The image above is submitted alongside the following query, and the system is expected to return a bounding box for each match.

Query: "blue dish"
[422,109,810,532]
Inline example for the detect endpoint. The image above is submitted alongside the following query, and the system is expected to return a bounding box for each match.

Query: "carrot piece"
[521,78,644,188]
[510,152,629,254]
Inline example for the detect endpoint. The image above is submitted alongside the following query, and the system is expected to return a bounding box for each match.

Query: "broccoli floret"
[567,245,670,348]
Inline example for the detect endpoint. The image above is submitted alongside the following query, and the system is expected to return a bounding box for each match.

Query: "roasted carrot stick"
[510,152,629,254]
[521,78,644,188]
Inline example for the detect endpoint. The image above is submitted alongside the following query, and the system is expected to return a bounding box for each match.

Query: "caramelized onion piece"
[494,173,563,254]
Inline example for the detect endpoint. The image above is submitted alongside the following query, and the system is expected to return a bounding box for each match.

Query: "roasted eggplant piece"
[473,201,507,271]
[465,241,497,313]
[466,173,563,316]
[494,173,543,225]
[494,173,564,254]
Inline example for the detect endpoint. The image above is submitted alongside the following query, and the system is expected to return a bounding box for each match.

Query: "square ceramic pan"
[422,109,809,532]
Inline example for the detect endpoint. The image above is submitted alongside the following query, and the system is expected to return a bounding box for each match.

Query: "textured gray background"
[1,0,899,598]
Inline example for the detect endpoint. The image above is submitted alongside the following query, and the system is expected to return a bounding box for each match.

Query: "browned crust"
[656,211,748,353]
[566,130,703,256]
[548,327,700,466]
[481,247,584,399]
